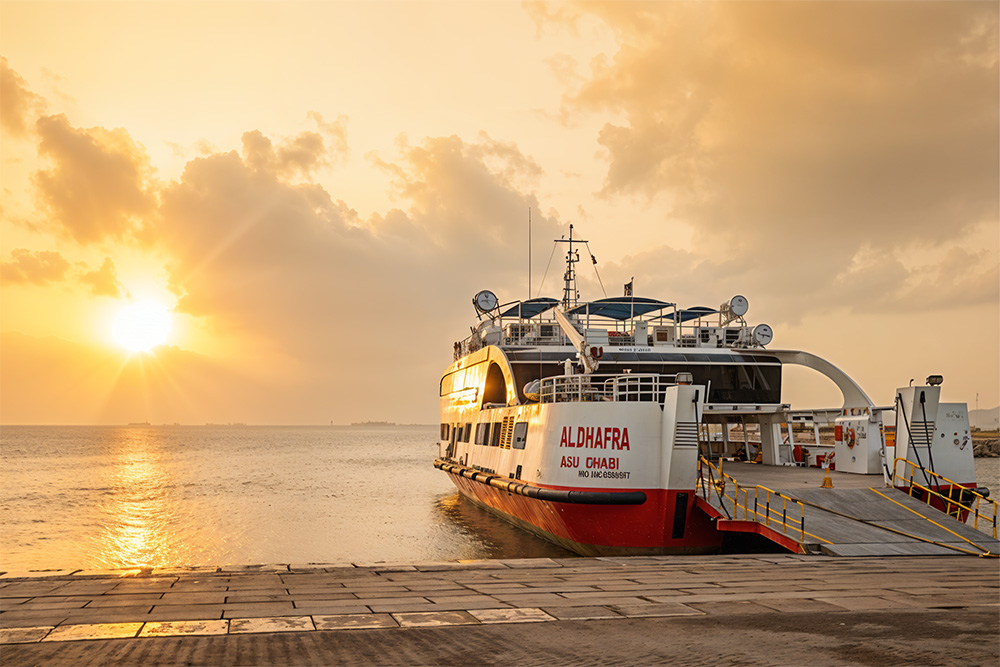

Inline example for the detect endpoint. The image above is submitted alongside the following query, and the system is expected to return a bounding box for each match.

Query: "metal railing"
[697,456,807,545]
[538,373,679,404]
[538,374,612,403]
[891,457,997,538]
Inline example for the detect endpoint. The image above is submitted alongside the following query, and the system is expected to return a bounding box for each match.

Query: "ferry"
[435,226,994,556]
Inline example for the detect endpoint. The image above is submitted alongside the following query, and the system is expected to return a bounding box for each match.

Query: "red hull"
[446,472,723,556]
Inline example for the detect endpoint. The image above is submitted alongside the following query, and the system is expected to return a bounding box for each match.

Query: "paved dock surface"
[2,554,997,666]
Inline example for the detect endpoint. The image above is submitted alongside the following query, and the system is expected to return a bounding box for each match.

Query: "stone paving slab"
[43,622,143,642]
[139,620,230,637]
[610,602,703,617]
[392,611,479,627]
[286,604,373,616]
[371,602,455,614]
[753,598,846,613]
[13,600,89,610]
[313,613,398,630]
[159,592,227,604]
[683,600,776,615]
[815,596,904,611]
[469,608,556,624]
[540,605,623,620]
[229,616,314,634]
[222,604,297,619]
[0,626,52,643]
[145,605,226,621]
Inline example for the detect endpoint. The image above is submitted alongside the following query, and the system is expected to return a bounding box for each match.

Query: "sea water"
[0,425,572,571]
[2,426,997,571]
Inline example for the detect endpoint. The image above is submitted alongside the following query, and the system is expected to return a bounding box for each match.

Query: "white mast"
[557,223,585,310]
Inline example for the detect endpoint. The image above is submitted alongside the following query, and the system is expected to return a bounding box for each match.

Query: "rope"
[584,242,607,298]
[535,243,558,298]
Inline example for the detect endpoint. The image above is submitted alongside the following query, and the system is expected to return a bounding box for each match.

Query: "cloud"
[33,114,158,244]
[0,248,70,285]
[529,1,999,322]
[0,58,44,137]
[79,257,127,298]
[542,2,998,252]
[307,111,349,162]
[145,130,558,421]
[241,129,333,179]
[373,133,546,252]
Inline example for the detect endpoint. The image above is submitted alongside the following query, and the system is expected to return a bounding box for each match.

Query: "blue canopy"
[498,297,559,319]
[656,306,718,323]
[566,297,675,321]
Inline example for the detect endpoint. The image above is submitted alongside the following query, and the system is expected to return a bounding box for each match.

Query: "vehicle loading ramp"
[697,461,999,557]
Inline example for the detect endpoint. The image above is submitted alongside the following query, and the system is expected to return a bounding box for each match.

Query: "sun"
[112,300,173,352]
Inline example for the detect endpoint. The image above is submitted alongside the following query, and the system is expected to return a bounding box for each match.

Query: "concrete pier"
[1,554,997,666]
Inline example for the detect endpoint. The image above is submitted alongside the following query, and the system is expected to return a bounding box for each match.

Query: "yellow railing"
[891,457,998,539]
[697,457,808,544]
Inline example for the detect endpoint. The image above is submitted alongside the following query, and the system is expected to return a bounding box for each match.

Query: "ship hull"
[444,470,723,556]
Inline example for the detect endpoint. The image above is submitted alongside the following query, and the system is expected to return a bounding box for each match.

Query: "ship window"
[512,422,528,449]
[475,423,486,445]
[440,423,449,440]
[482,363,507,406]
[491,422,502,447]
[464,423,472,443]
[440,362,487,396]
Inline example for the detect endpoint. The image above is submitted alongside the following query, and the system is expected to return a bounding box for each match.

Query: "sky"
[0,1,997,425]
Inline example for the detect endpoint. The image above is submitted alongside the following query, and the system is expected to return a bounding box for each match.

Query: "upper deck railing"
[538,373,682,404]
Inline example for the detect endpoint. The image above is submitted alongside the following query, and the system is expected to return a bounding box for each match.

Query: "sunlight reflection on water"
[97,429,172,568]
[1,425,572,570]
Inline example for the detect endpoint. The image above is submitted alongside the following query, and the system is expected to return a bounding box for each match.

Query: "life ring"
[590,346,604,360]
[846,427,856,449]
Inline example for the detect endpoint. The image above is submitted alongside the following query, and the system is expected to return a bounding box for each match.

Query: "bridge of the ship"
[696,460,1000,557]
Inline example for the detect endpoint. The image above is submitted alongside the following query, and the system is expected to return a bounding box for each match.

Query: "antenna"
[528,208,532,299]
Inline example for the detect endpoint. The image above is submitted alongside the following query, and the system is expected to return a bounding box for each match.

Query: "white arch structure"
[768,349,874,410]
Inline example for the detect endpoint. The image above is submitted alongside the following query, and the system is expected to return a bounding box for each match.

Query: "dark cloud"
[33,114,158,245]
[0,248,70,285]
[0,58,44,136]
[79,257,126,298]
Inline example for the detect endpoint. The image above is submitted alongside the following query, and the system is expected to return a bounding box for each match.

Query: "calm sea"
[1,426,997,572]
[0,425,573,571]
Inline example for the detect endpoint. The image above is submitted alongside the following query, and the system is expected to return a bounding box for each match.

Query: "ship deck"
[713,461,884,492]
